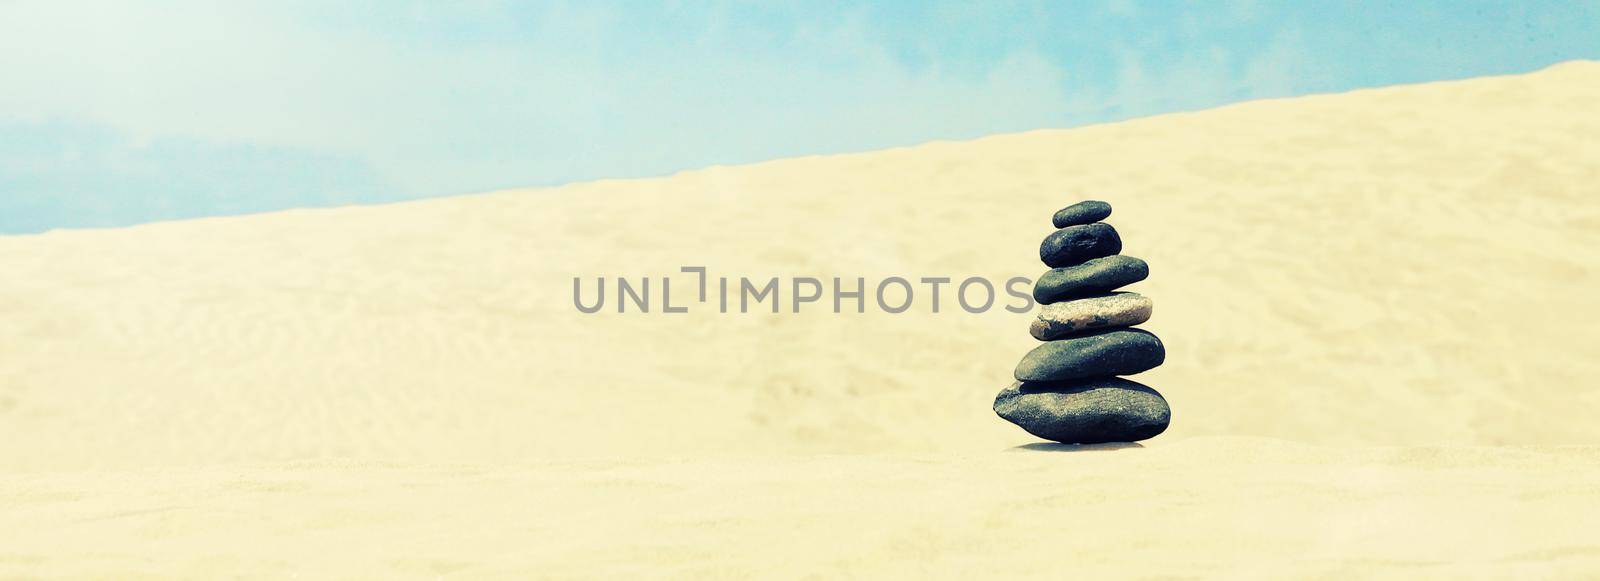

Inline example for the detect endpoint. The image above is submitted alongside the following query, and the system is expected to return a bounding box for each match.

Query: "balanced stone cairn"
[993,200,1171,444]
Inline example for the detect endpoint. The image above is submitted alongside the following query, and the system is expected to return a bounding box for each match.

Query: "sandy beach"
[3,62,1599,577]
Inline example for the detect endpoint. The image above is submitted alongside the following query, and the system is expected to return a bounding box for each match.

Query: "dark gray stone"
[1014,328,1164,381]
[993,378,1170,444]
[1051,200,1113,228]
[1039,223,1122,268]
[1034,255,1149,304]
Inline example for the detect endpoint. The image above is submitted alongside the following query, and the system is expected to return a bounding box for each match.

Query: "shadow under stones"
[1009,442,1145,453]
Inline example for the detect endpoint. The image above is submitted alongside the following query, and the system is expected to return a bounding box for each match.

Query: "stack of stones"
[993,200,1171,444]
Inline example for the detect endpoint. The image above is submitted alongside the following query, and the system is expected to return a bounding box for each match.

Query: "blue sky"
[2,1,1598,234]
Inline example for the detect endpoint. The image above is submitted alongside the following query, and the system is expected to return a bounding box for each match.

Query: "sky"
[2,1,1598,234]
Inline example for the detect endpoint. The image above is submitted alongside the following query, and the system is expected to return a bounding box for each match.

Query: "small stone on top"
[1052,200,1113,228]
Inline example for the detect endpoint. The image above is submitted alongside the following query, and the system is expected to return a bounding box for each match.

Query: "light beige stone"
[1029,292,1153,340]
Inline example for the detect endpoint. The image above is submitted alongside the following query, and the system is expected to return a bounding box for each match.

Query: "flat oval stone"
[1014,328,1164,381]
[1051,200,1113,228]
[1039,223,1122,268]
[1034,255,1149,304]
[993,378,1170,444]
[1030,292,1153,340]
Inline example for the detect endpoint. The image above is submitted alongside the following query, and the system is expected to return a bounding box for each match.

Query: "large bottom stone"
[993,378,1170,444]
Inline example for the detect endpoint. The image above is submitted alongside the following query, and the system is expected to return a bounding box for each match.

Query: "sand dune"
[6,440,1599,578]
[2,62,1599,577]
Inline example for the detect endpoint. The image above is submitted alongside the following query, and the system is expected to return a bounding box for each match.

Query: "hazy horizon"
[4,1,1599,234]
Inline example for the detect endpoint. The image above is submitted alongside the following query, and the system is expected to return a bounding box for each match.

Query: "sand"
[2,62,1599,577]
